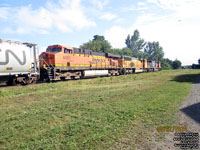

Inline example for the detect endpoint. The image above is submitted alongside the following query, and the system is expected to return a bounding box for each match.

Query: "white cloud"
[39,30,49,35]
[120,5,149,12]
[120,6,137,12]
[105,26,128,48]
[100,13,117,21]
[17,5,52,29]
[147,0,159,5]
[105,0,200,65]
[147,0,200,18]
[114,18,125,23]
[1,0,96,34]
[88,0,109,10]
[138,2,146,6]
[133,16,200,65]
[0,7,9,19]
[3,27,28,34]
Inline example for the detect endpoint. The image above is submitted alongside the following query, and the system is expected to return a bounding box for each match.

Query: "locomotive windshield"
[46,47,61,53]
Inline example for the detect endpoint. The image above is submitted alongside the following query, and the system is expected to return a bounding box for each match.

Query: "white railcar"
[0,39,38,85]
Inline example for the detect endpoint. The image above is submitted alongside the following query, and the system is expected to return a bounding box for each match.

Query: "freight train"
[0,39,161,85]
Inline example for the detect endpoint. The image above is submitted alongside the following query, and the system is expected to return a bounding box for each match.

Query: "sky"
[0,0,200,65]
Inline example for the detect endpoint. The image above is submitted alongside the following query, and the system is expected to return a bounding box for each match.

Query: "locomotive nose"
[39,52,55,66]
[42,53,48,58]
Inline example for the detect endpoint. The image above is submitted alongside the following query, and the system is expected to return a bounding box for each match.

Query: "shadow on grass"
[180,102,200,124]
[171,74,200,84]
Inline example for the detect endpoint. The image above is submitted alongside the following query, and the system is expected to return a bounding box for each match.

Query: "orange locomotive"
[39,45,121,81]
[39,45,161,81]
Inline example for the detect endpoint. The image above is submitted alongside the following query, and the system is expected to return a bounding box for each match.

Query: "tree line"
[80,30,182,69]
[191,59,200,69]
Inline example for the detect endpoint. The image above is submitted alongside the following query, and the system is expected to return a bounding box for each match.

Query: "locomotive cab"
[39,45,75,81]
[39,45,73,67]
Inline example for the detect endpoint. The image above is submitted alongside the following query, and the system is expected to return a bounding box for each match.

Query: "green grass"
[0,69,199,150]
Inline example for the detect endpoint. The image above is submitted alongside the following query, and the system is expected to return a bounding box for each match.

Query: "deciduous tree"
[144,41,164,61]
[125,30,146,52]
[161,58,172,70]
[172,59,182,69]
[80,35,112,53]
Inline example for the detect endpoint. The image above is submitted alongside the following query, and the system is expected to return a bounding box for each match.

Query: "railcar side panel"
[0,40,31,76]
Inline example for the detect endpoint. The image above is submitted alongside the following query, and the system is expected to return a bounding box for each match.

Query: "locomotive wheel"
[27,77,37,84]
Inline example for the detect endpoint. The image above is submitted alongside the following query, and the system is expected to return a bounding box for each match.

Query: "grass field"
[0,69,199,150]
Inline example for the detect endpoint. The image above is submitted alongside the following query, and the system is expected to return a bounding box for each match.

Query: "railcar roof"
[0,39,37,47]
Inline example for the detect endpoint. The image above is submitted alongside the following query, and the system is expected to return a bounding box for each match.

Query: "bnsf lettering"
[92,58,105,63]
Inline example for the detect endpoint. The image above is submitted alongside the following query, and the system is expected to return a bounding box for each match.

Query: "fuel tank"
[84,70,108,77]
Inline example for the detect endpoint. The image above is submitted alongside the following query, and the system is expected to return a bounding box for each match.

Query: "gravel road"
[110,75,200,150]
[157,76,200,150]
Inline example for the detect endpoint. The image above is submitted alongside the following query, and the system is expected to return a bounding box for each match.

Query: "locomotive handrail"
[40,58,55,69]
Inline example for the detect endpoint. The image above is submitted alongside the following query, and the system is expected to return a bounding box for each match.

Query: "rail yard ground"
[0,70,199,150]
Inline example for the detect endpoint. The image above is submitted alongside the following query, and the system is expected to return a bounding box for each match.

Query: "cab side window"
[64,48,72,54]
[64,48,68,53]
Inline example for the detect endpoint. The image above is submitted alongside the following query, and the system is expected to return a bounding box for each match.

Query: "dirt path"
[110,76,200,150]
[157,76,200,150]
